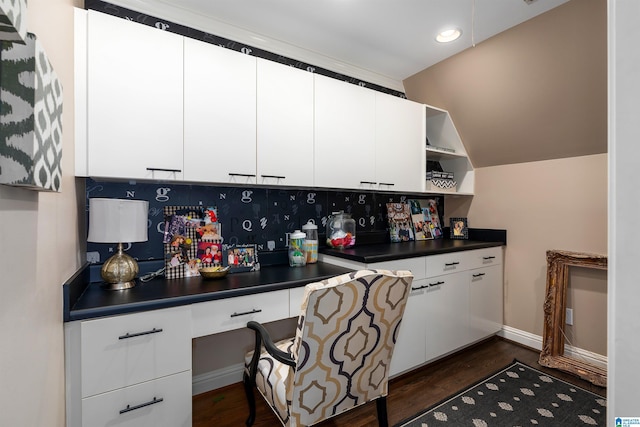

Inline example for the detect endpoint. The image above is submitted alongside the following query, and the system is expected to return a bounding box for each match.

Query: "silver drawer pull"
[429,281,445,287]
[472,273,486,278]
[483,256,496,260]
[444,261,460,266]
[118,328,163,340]
[119,397,164,414]
[230,309,262,318]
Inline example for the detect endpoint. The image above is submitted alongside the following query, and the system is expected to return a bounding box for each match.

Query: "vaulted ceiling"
[404,0,607,167]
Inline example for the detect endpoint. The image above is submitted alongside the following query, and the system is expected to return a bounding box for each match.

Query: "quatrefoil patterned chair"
[243,269,413,427]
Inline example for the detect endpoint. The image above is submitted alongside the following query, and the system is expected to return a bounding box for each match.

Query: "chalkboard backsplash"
[85,179,444,266]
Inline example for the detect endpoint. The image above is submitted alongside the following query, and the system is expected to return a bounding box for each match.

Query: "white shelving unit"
[424,104,474,196]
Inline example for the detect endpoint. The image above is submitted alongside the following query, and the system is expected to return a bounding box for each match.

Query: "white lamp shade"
[87,198,149,243]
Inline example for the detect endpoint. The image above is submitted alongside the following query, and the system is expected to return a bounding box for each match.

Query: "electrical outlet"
[566,308,574,325]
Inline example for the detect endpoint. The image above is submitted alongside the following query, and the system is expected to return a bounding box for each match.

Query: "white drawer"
[369,257,426,280]
[467,247,503,270]
[81,370,192,427]
[80,306,191,398]
[425,251,472,277]
[191,289,290,338]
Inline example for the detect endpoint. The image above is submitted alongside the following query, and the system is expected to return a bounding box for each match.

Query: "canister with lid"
[288,230,307,267]
[326,211,356,249]
[302,221,318,264]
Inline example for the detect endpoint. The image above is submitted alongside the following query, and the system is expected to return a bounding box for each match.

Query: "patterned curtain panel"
[0,32,63,191]
[0,0,27,43]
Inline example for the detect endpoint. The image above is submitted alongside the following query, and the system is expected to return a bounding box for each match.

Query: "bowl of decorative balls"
[199,266,230,279]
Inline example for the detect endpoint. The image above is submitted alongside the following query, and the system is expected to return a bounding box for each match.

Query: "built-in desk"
[63,236,506,427]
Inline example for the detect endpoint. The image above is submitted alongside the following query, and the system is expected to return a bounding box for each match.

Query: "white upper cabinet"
[183,38,257,184]
[86,10,184,180]
[256,58,314,187]
[314,74,376,190]
[424,105,474,195]
[375,93,425,193]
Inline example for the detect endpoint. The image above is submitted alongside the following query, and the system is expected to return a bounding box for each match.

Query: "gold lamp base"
[100,243,139,290]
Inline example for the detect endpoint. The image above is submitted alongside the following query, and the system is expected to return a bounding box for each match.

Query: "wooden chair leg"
[243,371,256,426]
[376,396,389,427]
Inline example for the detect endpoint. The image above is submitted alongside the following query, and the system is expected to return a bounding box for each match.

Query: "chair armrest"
[247,321,296,367]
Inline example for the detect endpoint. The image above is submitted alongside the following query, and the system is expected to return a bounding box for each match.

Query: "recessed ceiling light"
[436,28,462,43]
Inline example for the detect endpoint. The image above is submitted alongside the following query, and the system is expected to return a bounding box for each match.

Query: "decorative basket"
[426,178,457,193]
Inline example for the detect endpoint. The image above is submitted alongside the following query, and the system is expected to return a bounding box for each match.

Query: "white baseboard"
[192,363,245,396]
[499,325,607,370]
[192,326,608,396]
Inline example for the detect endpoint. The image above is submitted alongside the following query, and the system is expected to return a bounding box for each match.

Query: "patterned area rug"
[396,360,606,426]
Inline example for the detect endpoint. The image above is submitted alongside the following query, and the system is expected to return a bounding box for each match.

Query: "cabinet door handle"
[411,284,429,291]
[118,328,163,340]
[229,173,256,178]
[230,309,262,318]
[472,273,486,278]
[444,261,460,266]
[378,182,395,186]
[261,175,286,180]
[360,181,377,185]
[483,256,496,260]
[429,281,445,287]
[146,167,181,173]
[119,397,164,414]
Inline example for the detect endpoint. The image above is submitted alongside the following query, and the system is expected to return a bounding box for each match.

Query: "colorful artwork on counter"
[386,203,414,243]
[409,199,443,240]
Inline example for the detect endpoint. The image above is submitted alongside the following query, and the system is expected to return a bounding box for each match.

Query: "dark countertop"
[321,239,504,264]
[64,232,506,322]
[64,263,353,322]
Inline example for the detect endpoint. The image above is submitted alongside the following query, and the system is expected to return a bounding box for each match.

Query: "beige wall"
[0,0,81,425]
[445,154,607,340]
[403,0,606,168]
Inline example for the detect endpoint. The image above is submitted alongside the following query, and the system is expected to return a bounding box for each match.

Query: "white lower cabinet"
[468,264,504,343]
[81,371,192,427]
[424,272,469,362]
[323,246,503,377]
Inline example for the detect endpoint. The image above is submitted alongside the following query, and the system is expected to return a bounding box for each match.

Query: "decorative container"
[288,230,307,267]
[302,221,318,264]
[326,211,356,249]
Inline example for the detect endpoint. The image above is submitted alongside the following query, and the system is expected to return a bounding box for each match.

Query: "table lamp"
[87,198,149,290]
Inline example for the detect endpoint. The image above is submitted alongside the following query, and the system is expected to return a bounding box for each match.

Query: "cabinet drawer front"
[80,306,190,398]
[468,247,503,269]
[191,290,289,338]
[425,251,472,277]
[369,257,426,280]
[289,286,306,316]
[81,370,191,427]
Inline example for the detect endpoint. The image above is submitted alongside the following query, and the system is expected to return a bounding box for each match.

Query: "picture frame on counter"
[223,243,260,273]
[450,217,469,240]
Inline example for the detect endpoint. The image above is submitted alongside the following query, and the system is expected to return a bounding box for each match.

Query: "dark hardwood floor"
[193,337,606,427]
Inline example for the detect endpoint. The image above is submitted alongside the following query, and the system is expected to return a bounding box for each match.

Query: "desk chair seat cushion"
[245,269,412,427]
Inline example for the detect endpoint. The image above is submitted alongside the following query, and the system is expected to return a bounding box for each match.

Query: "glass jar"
[288,230,307,267]
[302,221,318,264]
[326,211,356,249]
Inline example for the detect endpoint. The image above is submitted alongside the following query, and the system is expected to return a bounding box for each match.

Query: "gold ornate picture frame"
[539,249,607,386]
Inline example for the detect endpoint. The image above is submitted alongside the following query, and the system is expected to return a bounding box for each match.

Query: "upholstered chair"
[243,269,414,427]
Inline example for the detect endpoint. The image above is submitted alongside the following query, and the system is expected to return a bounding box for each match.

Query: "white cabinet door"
[314,74,375,190]
[184,38,257,184]
[424,272,469,362]
[390,280,428,377]
[257,59,314,187]
[375,93,425,193]
[468,264,503,343]
[86,11,184,180]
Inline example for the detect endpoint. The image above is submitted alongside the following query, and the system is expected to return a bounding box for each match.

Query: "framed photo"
[223,244,260,273]
[450,217,469,240]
